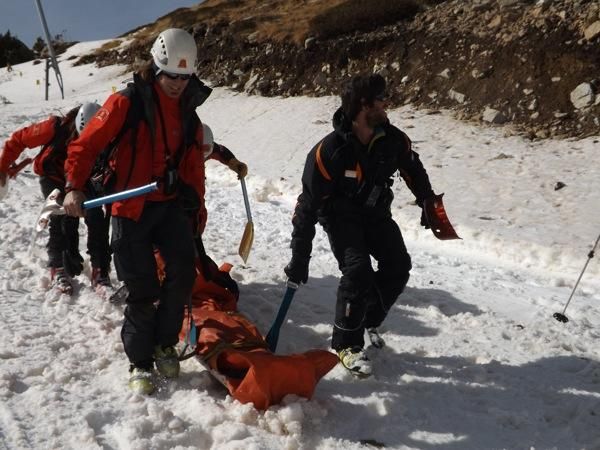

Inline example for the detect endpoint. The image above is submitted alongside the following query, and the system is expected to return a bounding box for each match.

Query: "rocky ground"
[77,0,600,139]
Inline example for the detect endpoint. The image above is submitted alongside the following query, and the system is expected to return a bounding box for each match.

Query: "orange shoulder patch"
[315,141,332,181]
[96,108,109,122]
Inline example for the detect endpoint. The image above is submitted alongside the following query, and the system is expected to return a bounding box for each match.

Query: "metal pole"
[553,232,600,323]
[34,0,64,99]
[44,58,49,101]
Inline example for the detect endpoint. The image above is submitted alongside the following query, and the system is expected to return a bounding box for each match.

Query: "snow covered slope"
[0,41,598,450]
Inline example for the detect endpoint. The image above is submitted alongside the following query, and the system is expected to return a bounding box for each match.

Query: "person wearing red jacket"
[63,28,239,395]
[0,102,113,295]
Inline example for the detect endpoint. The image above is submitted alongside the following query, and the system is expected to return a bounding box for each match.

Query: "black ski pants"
[84,206,111,271]
[111,200,196,369]
[40,177,79,268]
[40,177,112,271]
[326,214,411,351]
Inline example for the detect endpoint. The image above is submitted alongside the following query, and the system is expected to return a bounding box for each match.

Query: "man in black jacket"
[284,73,437,377]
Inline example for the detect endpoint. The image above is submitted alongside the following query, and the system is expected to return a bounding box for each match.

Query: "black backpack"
[38,106,79,179]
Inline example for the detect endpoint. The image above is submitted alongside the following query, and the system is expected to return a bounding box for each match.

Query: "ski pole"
[265,280,299,352]
[553,232,600,323]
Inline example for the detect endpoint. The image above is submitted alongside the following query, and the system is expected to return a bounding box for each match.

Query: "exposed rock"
[448,89,466,103]
[244,72,260,93]
[483,107,508,124]
[79,0,600,139]
[583,21,600,40]
[246,31,260,44]
[304,37,317,50]
[438,68,451,79]
[570,82,595,109]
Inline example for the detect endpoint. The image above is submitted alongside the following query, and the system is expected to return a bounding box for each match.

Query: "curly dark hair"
[139,60,157,83]
[340,73,387,120]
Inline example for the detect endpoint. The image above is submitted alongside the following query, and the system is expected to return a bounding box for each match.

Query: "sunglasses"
[374,92,389,102]
[160,71,192,81]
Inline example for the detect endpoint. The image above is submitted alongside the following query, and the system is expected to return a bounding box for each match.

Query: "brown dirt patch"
[76,0,600,139]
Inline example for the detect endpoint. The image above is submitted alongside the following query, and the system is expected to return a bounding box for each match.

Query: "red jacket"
[0,110,77,184]
[66,75,211,227]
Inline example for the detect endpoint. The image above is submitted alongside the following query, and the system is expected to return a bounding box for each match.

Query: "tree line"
[0,30,73,68]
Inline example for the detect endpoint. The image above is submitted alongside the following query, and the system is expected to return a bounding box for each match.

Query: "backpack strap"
[89,89,145,195]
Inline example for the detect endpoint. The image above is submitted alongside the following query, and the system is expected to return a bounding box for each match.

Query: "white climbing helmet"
[75,102,101,134]
[150,28,197,75]
[202,123,214,160]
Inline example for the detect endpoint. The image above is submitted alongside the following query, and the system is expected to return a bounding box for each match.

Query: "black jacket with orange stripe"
[290,108,434,258]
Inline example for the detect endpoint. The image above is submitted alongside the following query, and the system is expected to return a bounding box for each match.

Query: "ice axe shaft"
[35,182,159,233]
[265,280,299,352]
[1,158,35,201]
[238,177,254,263]
[553,233,600,323]
[8,158,33,178]
[83,182,158,209]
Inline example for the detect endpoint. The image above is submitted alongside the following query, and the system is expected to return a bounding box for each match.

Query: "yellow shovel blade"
[238,221,254,263]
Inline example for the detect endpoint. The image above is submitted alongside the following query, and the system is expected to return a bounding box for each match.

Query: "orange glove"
[227,158,248,179]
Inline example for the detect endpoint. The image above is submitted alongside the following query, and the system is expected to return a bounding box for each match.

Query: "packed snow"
[0,41,599,450]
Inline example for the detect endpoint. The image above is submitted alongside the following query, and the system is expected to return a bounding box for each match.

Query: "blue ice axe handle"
[82,181,159,209]
[265,280,299,352]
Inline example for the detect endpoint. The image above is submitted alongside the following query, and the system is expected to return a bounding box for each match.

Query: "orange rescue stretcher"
[174,259,338,410]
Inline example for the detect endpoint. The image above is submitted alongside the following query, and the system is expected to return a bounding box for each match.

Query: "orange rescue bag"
[177,259,338,410]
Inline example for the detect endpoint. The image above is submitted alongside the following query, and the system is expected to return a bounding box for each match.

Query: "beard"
[366,109,388,128]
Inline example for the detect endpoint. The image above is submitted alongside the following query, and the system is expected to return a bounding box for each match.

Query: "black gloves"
[201,253,240,297]
[284,255,310,284]
[195,236,239,298]
[62,250,84,277]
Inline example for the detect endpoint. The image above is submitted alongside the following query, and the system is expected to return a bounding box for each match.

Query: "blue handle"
[187,321,198,345]
[82,182,158,209]
[265,280,299,352]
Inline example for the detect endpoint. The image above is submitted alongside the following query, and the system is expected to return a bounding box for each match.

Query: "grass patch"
[309,0,431,39]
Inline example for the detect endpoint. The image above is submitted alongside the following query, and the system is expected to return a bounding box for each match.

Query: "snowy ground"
[0,41,599,450]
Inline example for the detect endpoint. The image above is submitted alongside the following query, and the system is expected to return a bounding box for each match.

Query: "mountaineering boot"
[128,366,155,395]
[154,345,180,378]
[367,327,385,349]
[91,266,114,299]
[50,267,73,295]
[337,346,373,378]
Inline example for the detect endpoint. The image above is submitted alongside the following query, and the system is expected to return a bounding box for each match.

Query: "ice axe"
[0,158,34,201]
[238,177,254,263]
[265,279,299,352]
[553,233,600,323]
[423,193,461,240]
[35,181,159,234]
[8,158,33,178]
